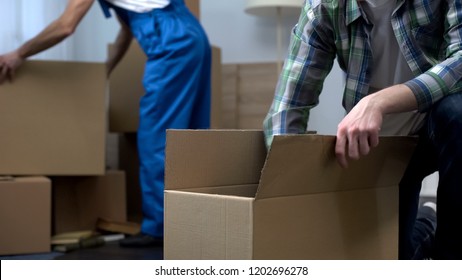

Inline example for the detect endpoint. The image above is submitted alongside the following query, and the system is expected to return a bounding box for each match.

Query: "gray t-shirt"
[361,0,426,136]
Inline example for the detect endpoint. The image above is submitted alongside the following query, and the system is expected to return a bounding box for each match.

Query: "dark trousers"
[399,93,462,260]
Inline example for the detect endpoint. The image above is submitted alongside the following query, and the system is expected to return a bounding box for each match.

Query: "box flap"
[165,130,266,190]
[256,134,416,200]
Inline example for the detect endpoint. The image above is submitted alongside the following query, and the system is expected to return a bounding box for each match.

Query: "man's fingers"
[7,68,15,82]
[0,65,8,84]
[358,132,371,156]
[369,130,380,148]
[335,130,349,168]
[336,128,380,169]
[347,132,361,160]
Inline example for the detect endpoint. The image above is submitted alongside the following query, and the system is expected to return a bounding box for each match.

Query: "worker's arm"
[106,16,133,77]
[335,84,418,168]
[0,0,95,84]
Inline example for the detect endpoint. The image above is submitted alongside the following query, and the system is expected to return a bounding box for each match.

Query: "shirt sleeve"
[404,0,462,112]
[262,2,337,148]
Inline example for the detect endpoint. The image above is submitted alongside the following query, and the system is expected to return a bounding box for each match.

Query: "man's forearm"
[17,0,95,59]
[106,18,133,76]
[370,84,418,115]
[17,21,74,59]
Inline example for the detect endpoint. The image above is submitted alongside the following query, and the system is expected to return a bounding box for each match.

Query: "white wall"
[203,0,294,64]
[71,3,120,62]
[0,0,118,61]
[0,1,22,53]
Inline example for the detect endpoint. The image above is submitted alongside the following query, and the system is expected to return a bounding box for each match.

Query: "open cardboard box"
[164,130,416,260]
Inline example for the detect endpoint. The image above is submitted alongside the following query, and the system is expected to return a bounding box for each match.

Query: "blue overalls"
[99,0,211,238]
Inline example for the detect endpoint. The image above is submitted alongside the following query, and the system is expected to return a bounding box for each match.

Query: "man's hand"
[335,95,383,168]
[0,51,24,84]
[335,84,418,168]
[0,0,95,85]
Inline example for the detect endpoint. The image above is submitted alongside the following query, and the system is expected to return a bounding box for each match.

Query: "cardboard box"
[0,177,51,255]
[108,43,223,132]
[118,133,143,222]
[0,61,106,175]
[164,130,416,260]
[52,170,127,234]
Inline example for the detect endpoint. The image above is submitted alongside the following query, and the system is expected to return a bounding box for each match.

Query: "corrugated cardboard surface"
[108,43,223,132]
[0,60,106,175]
[253,186,398,259]
[164,130,416,260]
[165,130,266,190]
[52,170,127,234]
[256,135,414,199]
[0,177,51,256]
[165,188,254,260]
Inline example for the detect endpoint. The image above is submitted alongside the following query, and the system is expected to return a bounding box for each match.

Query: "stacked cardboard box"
[0,177,51,256]
[0,61,128,255]
[52,170,127,235]
[0,0,213,255]
[164,130,416,260]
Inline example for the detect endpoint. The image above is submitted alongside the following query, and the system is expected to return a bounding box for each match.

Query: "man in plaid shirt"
[264,0,462,259]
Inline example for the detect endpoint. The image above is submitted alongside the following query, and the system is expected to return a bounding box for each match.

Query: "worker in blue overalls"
[0,0,211,247]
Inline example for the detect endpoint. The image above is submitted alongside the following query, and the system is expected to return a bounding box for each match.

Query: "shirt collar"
[346,1,365,26]
[394,0,405,14]
[347,0,406,25]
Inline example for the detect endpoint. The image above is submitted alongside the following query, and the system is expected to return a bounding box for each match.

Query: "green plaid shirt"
[263,0,462,147]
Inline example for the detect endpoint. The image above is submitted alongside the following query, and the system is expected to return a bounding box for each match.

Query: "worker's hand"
[335,94,383,168]
[0,51,24,85]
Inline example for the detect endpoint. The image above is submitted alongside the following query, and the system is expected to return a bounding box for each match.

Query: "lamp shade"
[245,0,303,17]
